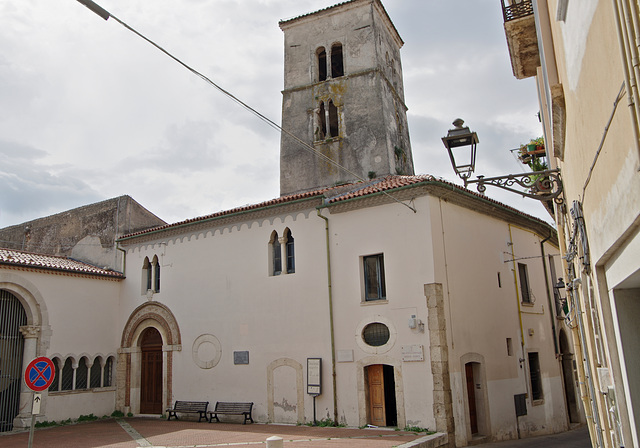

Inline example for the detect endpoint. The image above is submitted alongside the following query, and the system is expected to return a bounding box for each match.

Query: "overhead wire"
[75,0,416,213]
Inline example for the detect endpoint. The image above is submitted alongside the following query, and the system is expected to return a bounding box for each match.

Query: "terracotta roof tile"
[119,175,553,241]
[0,248,123,278]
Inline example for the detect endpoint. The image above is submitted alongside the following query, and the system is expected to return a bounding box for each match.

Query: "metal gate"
[0,290,27,432]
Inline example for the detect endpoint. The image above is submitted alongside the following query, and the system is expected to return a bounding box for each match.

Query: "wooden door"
[465,363,478,434]
[140,328,163,414]
[368,365,386,426]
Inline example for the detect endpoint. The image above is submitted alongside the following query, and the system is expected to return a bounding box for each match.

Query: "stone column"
[13,325,40,428]
[425,284,455,445]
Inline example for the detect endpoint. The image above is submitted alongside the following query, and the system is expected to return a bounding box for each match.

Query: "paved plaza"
[0,418,591,448]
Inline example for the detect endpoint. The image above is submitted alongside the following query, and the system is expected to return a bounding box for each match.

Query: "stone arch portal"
[118,302,181,415]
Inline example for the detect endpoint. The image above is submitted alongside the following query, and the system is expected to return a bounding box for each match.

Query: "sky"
[0,0,549,229]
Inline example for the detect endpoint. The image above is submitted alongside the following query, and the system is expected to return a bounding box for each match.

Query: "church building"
[0,1,582,446]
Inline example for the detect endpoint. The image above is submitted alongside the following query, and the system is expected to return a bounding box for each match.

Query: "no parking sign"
[24,357,55,392]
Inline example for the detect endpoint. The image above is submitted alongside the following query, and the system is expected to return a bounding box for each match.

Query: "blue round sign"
[24,357,55,392]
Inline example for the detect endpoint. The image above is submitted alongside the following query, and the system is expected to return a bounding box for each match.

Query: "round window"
[362,323,390,347]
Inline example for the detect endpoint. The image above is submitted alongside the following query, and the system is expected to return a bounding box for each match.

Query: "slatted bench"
[166,400,209,422]
[208,401,254,424]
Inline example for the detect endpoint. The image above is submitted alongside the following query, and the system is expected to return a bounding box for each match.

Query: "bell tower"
[278,0,414,195]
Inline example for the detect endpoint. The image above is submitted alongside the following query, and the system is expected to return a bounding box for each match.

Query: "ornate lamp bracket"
[466,169,564,204]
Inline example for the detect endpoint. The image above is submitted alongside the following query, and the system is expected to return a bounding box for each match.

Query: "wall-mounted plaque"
[233,351,249,365]
[401,344,424,362]
[307,358,321,395]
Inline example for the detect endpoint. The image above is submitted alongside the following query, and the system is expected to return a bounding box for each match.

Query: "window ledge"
[314,137,342,145]
[521,301,535,307]
[531,399,545,406]
[361,299,389,306]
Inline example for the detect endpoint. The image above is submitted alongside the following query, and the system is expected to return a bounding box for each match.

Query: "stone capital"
[19,325,40,339]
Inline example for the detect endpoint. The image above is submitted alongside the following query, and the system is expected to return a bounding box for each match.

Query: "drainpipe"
[539,236,559,355]
[116,243,127,276]
[316,209,338,424]
[508,225,527,378]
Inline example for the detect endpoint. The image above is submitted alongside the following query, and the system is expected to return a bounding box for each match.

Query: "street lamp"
[441,118,478,183]
[442,119,563,203]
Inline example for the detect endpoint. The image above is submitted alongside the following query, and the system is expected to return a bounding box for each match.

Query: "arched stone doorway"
[139,327,163,414]
[118,302,181,415]
[559,330,579,423]
[460,353,490,440]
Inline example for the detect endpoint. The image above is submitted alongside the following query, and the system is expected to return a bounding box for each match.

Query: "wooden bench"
[208,401,254,424]
[166,400,209,422]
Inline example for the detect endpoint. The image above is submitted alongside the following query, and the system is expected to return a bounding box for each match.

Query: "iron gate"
[0,290,26,432]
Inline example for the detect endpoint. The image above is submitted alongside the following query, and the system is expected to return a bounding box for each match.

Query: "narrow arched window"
[270,231,282,276]
[49,357,61,392]
[317,47,327,82]
[76,357,88,390]
[142,257,152,293]
[90,356,102,388]
[103,356,114,387]
[331,43,344,78]
[328,100,339,137]
[317,101,327,140]
[61,358,74,391]
[285,229,295,274]
[153,256,161,293]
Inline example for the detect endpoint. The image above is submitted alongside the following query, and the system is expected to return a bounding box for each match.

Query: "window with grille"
[362,323,390,347]
[103,357,113,387]
[76,357,88,389]
[61,358,74,391]
[528,352,543,401]
[49,358,60,392]
[518,263,532,303]
[90,357,102,388]
[363,254,386,301]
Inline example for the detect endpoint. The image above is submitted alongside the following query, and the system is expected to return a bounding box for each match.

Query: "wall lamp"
[442,119,563,204]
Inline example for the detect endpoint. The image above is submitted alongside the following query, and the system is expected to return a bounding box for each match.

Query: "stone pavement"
[0,417,434,448]
[0,417,591,448]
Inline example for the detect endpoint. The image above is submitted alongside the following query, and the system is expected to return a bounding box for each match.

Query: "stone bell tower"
[278,0,414,196]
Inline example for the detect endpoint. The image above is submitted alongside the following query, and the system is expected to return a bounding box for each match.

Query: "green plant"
[368,171,376,179]
[78,414,99,422]
[127,412,133,417]
[35,420,59,428]
[111,410,125,418]
[403,425,431,433]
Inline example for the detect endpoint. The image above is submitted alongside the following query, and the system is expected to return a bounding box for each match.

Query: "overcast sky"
[0,0,549,230]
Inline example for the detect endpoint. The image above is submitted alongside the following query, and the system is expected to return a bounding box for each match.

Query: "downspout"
[508,225,527,374]
[116,243,127,276]
[539,236,559,355]
[316,208,338,424]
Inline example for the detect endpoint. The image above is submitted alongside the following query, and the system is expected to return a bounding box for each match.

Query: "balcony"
[502,0,540,79]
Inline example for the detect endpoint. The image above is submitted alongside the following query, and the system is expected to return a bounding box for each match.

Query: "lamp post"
[442,119,563,204]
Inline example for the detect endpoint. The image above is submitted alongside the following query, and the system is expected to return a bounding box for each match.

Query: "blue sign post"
[24,357,54,448]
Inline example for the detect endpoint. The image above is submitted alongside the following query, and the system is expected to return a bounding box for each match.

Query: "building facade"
[502,0,640,446]
[0,1,583,446]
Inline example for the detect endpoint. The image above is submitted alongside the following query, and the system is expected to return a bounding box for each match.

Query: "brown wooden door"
[140,328,163,414]
[368,364,386,426]
[465,363,478,434]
